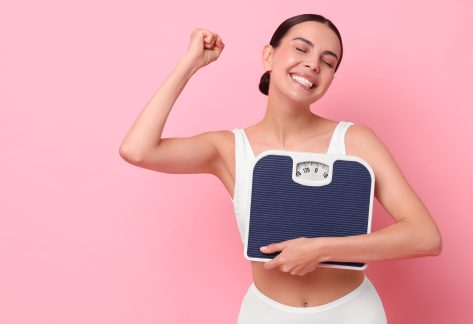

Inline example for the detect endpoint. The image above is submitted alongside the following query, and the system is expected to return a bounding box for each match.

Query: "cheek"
[285,55,300,68]
[322,74,335,85]
[274,49,297,66]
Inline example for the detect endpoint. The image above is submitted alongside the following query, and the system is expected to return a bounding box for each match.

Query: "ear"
[262,44,273,72]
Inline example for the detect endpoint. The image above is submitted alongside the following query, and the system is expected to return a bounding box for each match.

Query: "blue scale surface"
[245,152,374,270]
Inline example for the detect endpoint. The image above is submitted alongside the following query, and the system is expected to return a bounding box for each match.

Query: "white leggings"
[238,276,387,324]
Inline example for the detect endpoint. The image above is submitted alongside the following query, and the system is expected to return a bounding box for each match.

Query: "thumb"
[211,36,225,55]
[215,35,225,49]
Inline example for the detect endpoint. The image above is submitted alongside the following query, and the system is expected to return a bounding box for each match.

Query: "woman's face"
[263,21,342,105]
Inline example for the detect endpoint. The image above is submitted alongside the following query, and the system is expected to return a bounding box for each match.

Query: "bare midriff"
[251,261,365,307]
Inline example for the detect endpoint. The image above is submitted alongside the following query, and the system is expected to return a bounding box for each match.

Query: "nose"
[305,57,320,73]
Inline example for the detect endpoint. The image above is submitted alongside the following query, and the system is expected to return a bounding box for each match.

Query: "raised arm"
[119,28,225,174]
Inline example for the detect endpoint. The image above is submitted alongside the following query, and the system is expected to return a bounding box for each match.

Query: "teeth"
[291,74,313,88]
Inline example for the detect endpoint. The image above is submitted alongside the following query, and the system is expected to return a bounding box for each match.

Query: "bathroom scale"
[243,149,375,271]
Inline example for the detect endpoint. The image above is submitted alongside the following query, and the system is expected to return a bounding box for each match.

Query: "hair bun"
[259,71,270,95]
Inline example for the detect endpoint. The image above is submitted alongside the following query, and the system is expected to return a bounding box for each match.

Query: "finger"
[209,33,217,46]
[202,30,212,40]
[260,241,288,253]
[201,31,211,46]
[296,262,317,276]
[279,264,292,273]
[204,32,217,49]
[290,264,307,276]
[203,31,213,40]
[263,257,281,271]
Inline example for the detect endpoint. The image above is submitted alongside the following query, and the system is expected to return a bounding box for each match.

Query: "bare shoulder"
[211,129,235,144]
[345,123,418,222]
[344,123,396,179]
[344,123,379,156]
[207,129,235,155]
[205,128,235,174]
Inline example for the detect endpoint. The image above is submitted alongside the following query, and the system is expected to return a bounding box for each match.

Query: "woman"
[119,13,442,324]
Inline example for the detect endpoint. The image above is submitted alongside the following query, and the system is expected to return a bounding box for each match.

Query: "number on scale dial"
[295,161,330,181]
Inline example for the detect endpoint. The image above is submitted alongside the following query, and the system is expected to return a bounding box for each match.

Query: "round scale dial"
[295,161,330,182]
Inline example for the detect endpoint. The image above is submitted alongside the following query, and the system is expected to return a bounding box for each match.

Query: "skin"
[120,23,442,307]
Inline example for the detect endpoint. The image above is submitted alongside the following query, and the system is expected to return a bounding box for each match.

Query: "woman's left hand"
[260,237,327,276]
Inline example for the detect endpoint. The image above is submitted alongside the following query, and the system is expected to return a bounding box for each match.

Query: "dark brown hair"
[259,14,343,96]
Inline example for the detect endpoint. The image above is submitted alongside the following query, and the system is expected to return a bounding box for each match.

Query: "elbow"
[410,225,443,257]
[410,220,443,257]
[424,231,443,256]
[119,145,144,164]
[429,234,443,256]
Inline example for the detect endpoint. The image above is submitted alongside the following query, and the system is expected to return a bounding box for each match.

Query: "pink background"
[1,1,471,323]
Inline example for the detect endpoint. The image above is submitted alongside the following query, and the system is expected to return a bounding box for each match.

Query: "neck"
[258,85,323,148]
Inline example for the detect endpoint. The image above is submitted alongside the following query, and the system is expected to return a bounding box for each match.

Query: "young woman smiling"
[120,13,442,324]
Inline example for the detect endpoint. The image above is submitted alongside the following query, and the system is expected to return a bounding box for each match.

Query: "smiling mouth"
[289,73,316,90]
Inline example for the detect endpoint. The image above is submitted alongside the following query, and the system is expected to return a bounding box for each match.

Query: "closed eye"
[297,47,334,68]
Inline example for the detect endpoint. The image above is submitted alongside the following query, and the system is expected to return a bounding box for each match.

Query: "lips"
[290,72,317,88]
[289,73,317,91]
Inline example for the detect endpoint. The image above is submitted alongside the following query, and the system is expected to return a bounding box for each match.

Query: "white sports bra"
[230,121,354,244]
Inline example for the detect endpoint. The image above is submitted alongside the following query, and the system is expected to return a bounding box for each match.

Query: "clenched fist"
[184,28,225,70]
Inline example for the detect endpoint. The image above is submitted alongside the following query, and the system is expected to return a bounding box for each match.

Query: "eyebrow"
[292,37,339,62]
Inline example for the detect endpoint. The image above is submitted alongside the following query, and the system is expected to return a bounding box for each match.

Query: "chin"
[289,91,324,106]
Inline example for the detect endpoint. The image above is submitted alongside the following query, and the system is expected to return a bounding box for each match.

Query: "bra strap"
[326,121,354,155]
